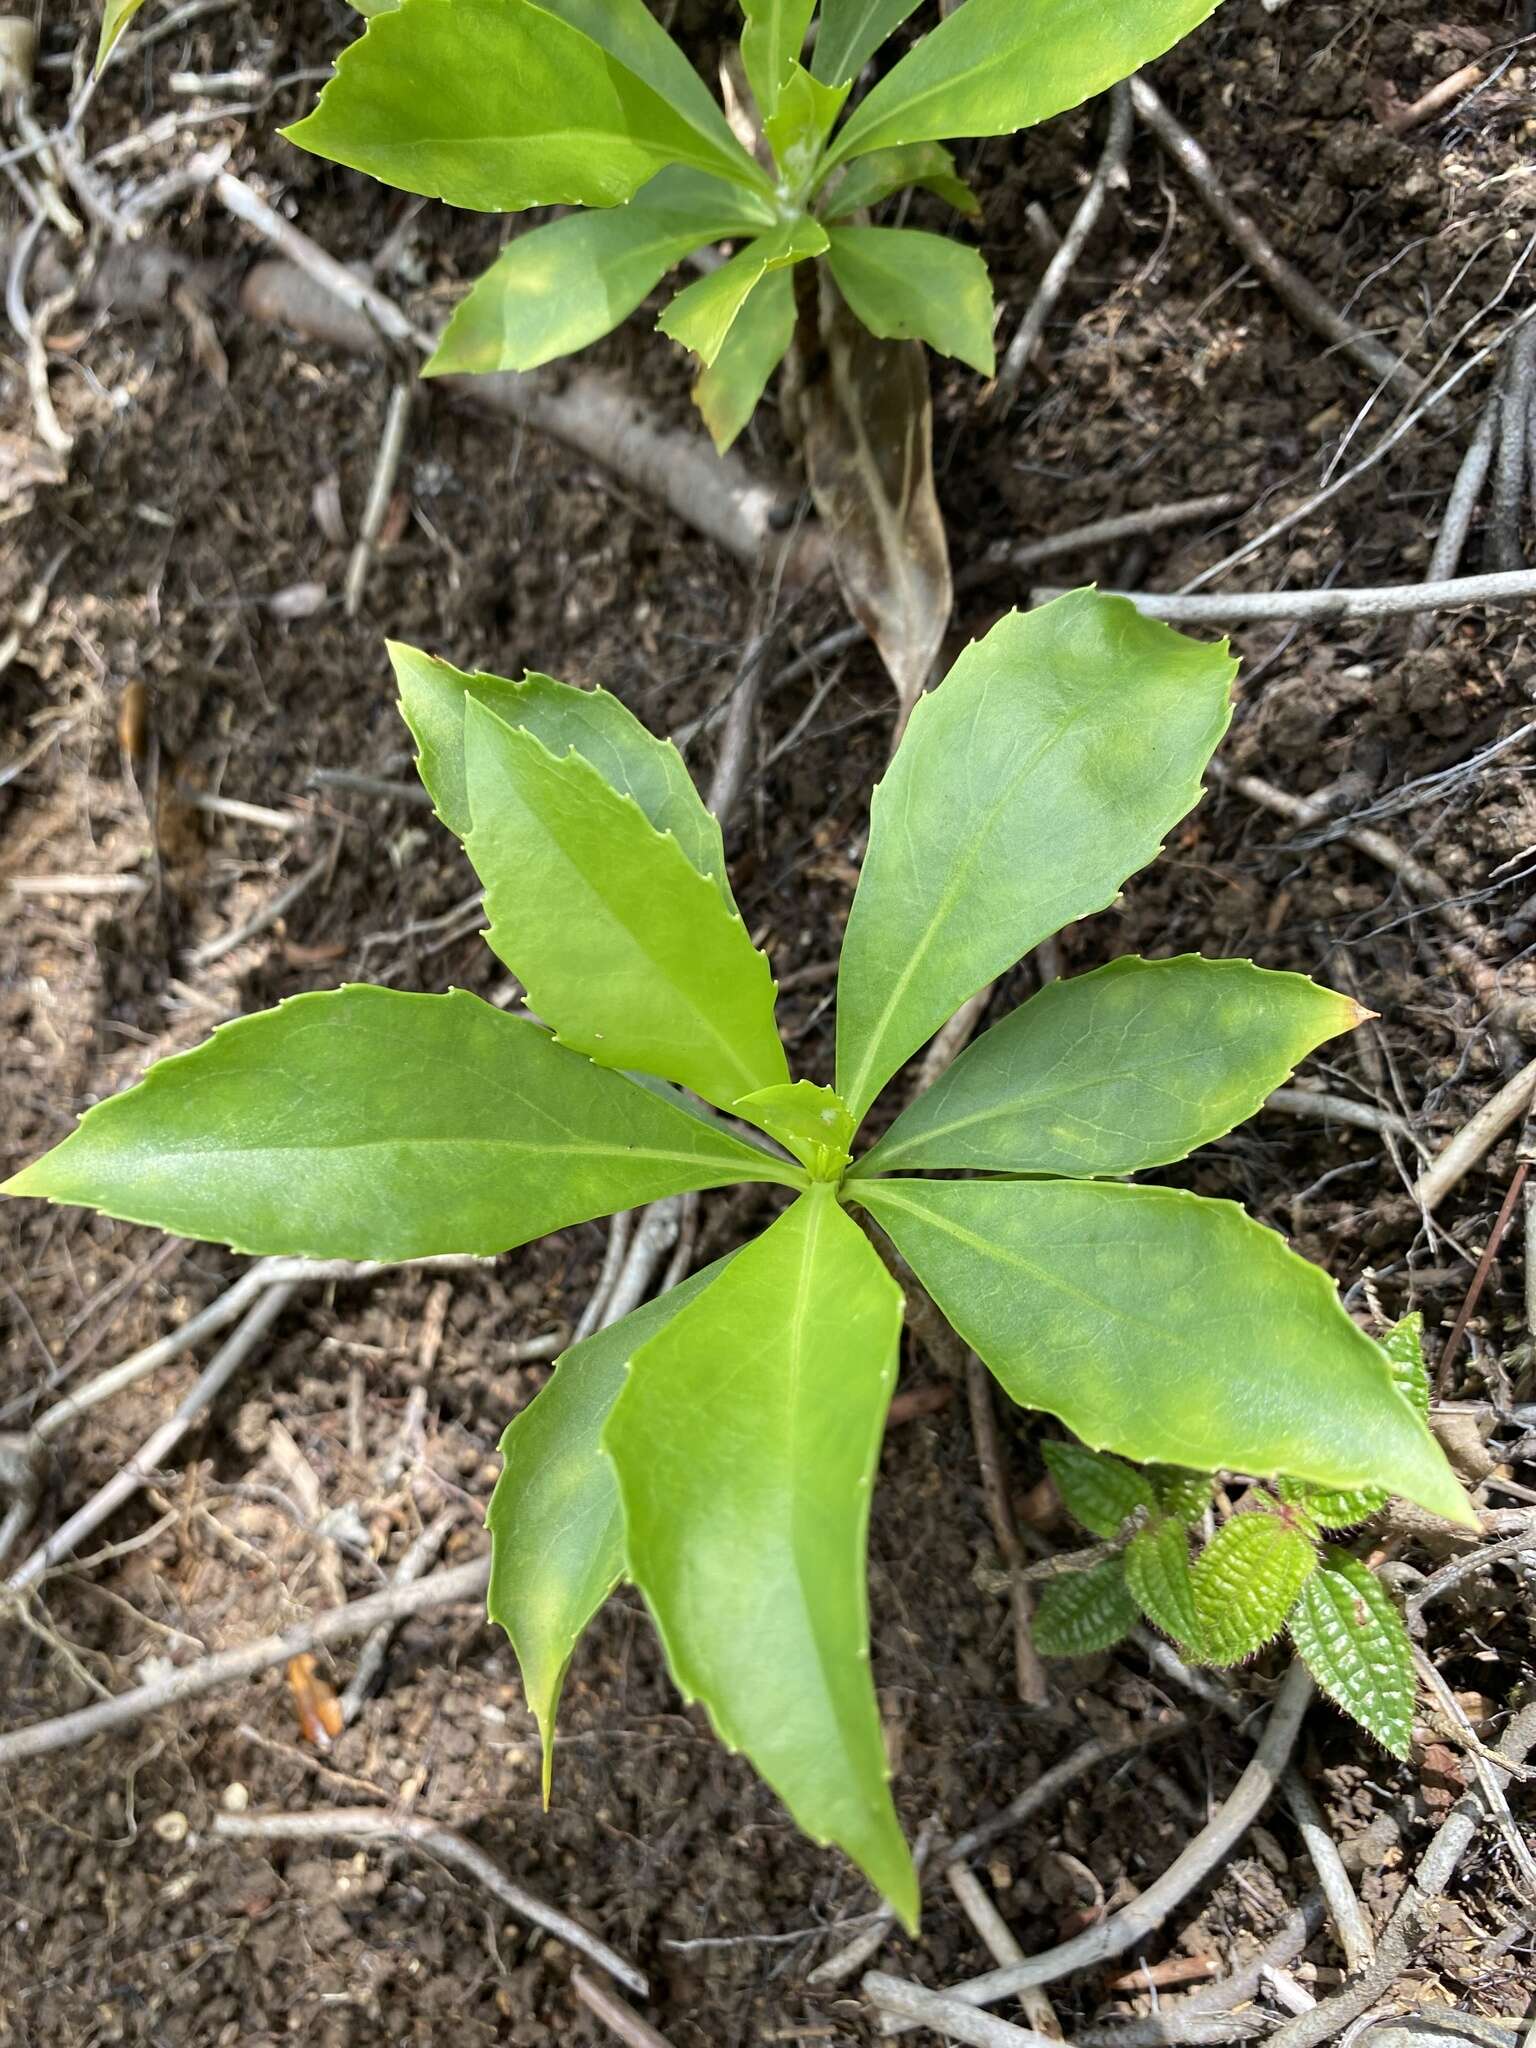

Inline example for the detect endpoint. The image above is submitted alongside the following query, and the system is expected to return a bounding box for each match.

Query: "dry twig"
[865,1972,1062,2048]
[1031,566,1536,623]
[571,1968,678,2048]
[1413,1056,1536,1213]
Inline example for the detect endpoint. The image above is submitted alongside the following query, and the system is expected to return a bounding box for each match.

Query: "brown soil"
[3,3,1535,2043]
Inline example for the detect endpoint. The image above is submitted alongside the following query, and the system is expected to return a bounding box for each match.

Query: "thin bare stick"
[213,1807,644,1995]
[705,627,777,825]
[599,1198,684,1332]
[0,1555,490,1768]
[7,1283,298,1592]
[1261,1701,1536,2048]
[1405,1517,1536,1619]
[966,1358,1050,1707]
[914,986,994,1098]
[1130,77,1417,398]
[865,1972,1066,2048]
[1281,1771,1374,1974]
[947,1863,1063,2039]
[805,1821,939,1987]
[181,789,305,833]
[570,1968,677,2048]
[961,493,1247,587]
[339,1510,457,1725]
[1489,320,1536,573]
[344,380,413,617]
[993,82,1133,406]
[945,1724,1184,1866]
[187,852,330,969]
[1409,392,1500,649]
[1382,61,1486,135]
[1261,1087,1417,1142]
[1077,2018,1266,2046]
[1413,1056,1536,1212]
[573,1210,636,1343]
[880,1665,1313,2030]
[1031,566,1536,623]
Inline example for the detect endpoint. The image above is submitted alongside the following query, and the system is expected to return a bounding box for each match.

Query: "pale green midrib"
[834,36,1007,159]
[867,1034,1280,1163]
[841,695,1099,1118]
[45,1133,798,1184]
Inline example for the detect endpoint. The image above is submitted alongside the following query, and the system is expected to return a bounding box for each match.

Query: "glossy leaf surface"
[426,171,773,377]
[794,277,952,726]
[829,0,1222,163]
[1033,1557,1138,1657]
[660,219,828,365]
[286,0,762,212]
[96,0,148,68]
[487,1261,729,1796]
[812,0,922,84]
[605,1188,916,1922]
[1279,1314,1430,1527]
[1288,1551,1414,1758]
[1042,1441,1154,1540]
[836,594,1236,1124]
[763,66,849,186]
[536,0,749,166]
[741,0,816,117]
[859,956,1359,1178]
[735,1081,855,1179]
[854,1177,1474,1525]
[3,988,794,1258]
[463,700,789,1111]
[1124,1519,1203,1651]
[391,643,729,893]
[693,266,795,451]
[1192,1510,1317,1664]
[825,226,995,373]
[823,143,980,220]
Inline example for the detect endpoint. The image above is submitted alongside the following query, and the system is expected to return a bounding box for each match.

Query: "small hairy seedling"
[6,591,1469,1921]
[1040,1315,1433,1758]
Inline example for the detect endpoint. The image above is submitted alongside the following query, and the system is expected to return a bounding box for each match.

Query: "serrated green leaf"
[1382,1312,1430,1420]
[1288,1551,1415,1759]
[763,65,849,185]
[96,0,149,69]
[1148,1466,1214,1524]
[692,265,795,452]
[857,957,1362,1179]
[824,225,995,374]
[462,701,789,1113]
[1125,1518,1204,1652]
[1,988,797,1258]
[812,0,922,84]
[1278,1476,1388,1531]
[487,1258,730,1799]
[390,642,729,895]
[284,0,764,213]
[827,0,1223,166]
[1042,1440,1155,1540]
[822,143,980,221]
[425,170,774,377]
[735,1082,854,1179]
[604,1187,917,1924]
[741,0,816,118]
[835,593,1237,1125]
[660,219,828,365]
[1192,1511,1318,1665]
[853,1178,1476,1528]
[1033,1557,1138,1657]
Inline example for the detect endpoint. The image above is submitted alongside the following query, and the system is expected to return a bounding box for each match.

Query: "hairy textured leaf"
[792,275,952,728]
[605,1188,916,1923]
[1125,1519,1203,1652]
[812,0,922,83]
[1289,1551,1414,1759]
[693,265,795,452]
[285,0,764,213]
[764,65,850,185]
[463,701,789,1112]
[1383,1312,1430,1418]
[829,0,1223,164]
[823,143,980,220]
[1042,1441,1155,1540]
[1033,1557,1138,1657]
[858,956,1360,1178]
[426,171,773,377]
[741,0,816,117]
[660,219,828,365]
[391,643,729,893]
[836,593,1236,1125]
[854,1178,1475,1526]
[487,1260,729,1798]
[825,226,995,374]
[3,988,796,1258]
[1192,1511,1318,1665]
[735,1081,855,1179]
[1149,1467,1214,1524]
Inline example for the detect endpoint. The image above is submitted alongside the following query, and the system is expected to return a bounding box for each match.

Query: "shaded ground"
[2,1,1535,2042]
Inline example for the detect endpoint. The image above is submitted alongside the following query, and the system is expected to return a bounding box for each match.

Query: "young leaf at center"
[603,1185,915,1924]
